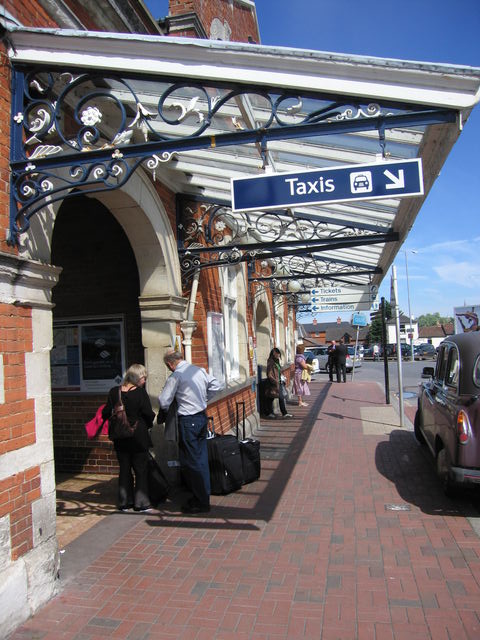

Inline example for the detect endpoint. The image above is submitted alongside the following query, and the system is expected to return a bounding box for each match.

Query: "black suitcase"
[147,451,169,506]
[236,402,261,485]
[207,417,244,495]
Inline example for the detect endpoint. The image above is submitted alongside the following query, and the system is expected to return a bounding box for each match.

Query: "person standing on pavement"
[335,339,347,383]
[158,350,221,514]
[327,340,337,382]
[373,343,380,361]
[292,344,312,406]
[264,348,294,419]
[102,364,155,512]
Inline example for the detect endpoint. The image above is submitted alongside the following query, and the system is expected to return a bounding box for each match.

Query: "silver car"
[306,346,354,373]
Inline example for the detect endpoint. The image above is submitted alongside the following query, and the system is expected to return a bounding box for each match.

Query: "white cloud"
[433,261,480,287]
[414,236,480,255]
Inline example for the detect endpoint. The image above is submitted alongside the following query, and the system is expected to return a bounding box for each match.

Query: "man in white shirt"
[158,351,221,514]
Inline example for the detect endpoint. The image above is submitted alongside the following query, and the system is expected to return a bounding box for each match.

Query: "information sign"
[351,313,367,327]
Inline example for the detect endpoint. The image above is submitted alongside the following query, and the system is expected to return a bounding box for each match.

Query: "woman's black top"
[102,385,155,450]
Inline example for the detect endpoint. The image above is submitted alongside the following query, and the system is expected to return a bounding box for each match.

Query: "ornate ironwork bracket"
[9,63,456,244]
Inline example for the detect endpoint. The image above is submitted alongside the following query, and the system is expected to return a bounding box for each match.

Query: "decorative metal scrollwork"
[10,63,449,243]
[180,201,382,251]
[11,151,176,235]
[14,67,419,167]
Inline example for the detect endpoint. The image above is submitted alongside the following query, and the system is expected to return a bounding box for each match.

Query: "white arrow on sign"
[384,169,405,190]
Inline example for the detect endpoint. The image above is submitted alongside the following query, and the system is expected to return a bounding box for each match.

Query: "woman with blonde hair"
[102,364,155,512]
[292,344,313,406]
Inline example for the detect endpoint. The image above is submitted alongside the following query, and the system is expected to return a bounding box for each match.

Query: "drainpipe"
[180,269,199,364]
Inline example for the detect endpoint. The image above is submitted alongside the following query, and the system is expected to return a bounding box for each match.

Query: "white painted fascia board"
[6,27,480,110]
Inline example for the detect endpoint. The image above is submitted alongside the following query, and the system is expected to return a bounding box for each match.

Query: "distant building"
[300,322,369,345]
[386,314,418,344]
[417,323,454,348]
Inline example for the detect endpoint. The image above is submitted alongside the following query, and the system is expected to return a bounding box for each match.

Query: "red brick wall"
[0,466,41,560]
[169,0,259,43]
[3,0,57,27]
[0,304,35,455]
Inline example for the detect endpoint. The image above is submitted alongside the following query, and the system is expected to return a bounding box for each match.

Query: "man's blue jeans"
[177,412,210,507]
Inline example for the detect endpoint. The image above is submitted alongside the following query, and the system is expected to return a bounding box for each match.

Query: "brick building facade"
[0,1,286,634]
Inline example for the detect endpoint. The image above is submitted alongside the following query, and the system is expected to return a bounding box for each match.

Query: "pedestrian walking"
[158,350,221,514]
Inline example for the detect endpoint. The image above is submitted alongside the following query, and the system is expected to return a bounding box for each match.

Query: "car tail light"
[457,410,471,444]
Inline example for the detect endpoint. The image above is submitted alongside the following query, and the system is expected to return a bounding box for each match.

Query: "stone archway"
[22,169,187,395]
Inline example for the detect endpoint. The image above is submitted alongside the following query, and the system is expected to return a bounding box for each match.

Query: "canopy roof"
[6,26,480,297]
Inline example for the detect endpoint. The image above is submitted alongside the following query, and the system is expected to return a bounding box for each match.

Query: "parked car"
[414,343,437,360]
[347,346,362,367]
[305,345,354,373]
[380,344,395,357]
[305,346,329,372]
[414,332,480,495]
[303,351,320,374]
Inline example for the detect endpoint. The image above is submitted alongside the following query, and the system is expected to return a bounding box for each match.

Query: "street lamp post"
[404,249,417,362]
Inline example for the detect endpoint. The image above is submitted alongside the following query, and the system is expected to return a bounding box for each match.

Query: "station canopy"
[6,26,480,298]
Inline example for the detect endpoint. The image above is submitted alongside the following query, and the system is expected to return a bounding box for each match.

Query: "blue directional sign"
[351,313,367,327]
[231,159,423,212]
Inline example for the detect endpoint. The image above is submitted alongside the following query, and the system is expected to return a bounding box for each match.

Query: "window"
[445,347,459,388]
[207,312,226,388]
[436,345,448,383]
[51,317,125,392]
[473,355,480,388]
[222,267,240,380]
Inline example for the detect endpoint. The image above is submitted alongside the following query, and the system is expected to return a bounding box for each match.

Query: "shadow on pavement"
[375,428,480,517]
[144,384,332,529]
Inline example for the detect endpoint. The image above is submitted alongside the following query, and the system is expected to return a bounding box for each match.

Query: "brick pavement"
[8,381,480,640]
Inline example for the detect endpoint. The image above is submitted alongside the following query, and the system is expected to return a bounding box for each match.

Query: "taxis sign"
[231,159,423,212]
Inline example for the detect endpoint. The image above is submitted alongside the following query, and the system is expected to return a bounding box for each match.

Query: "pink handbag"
[84,404,109,439]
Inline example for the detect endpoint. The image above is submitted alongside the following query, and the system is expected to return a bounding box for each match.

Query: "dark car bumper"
[451,466,480,485]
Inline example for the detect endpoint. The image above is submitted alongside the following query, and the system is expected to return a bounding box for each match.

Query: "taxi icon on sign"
[350,171,372,193]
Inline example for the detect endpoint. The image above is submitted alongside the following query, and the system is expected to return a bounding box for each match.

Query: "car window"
[445,347,459,388]
[474,355,480,388]
[436,345,448,383]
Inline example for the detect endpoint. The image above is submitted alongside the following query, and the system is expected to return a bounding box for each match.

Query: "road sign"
[311,302,379,313]
[231,159,423,212]
[351,313,367,327]
[311,285,378,302]
[311,294,378,305]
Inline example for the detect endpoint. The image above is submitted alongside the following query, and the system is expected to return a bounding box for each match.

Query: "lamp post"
[403,249,417,362]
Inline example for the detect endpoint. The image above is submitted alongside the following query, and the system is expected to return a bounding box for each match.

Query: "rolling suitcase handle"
[207,415,215,439]
[236,401,246,440]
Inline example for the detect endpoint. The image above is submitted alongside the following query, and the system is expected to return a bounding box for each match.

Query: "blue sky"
[144,0,480,322]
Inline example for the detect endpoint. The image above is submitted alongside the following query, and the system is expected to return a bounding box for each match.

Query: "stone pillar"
[0,252,62,637]
[138,293,188,400]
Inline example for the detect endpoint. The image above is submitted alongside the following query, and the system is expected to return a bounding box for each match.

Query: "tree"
[417,312,453,327]
[367,300,393,344]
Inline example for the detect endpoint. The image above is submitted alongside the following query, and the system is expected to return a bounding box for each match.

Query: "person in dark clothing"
[102,363,155,512]
[265,348,293,419]
[335,339,348,383]
[327,340,337,382]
